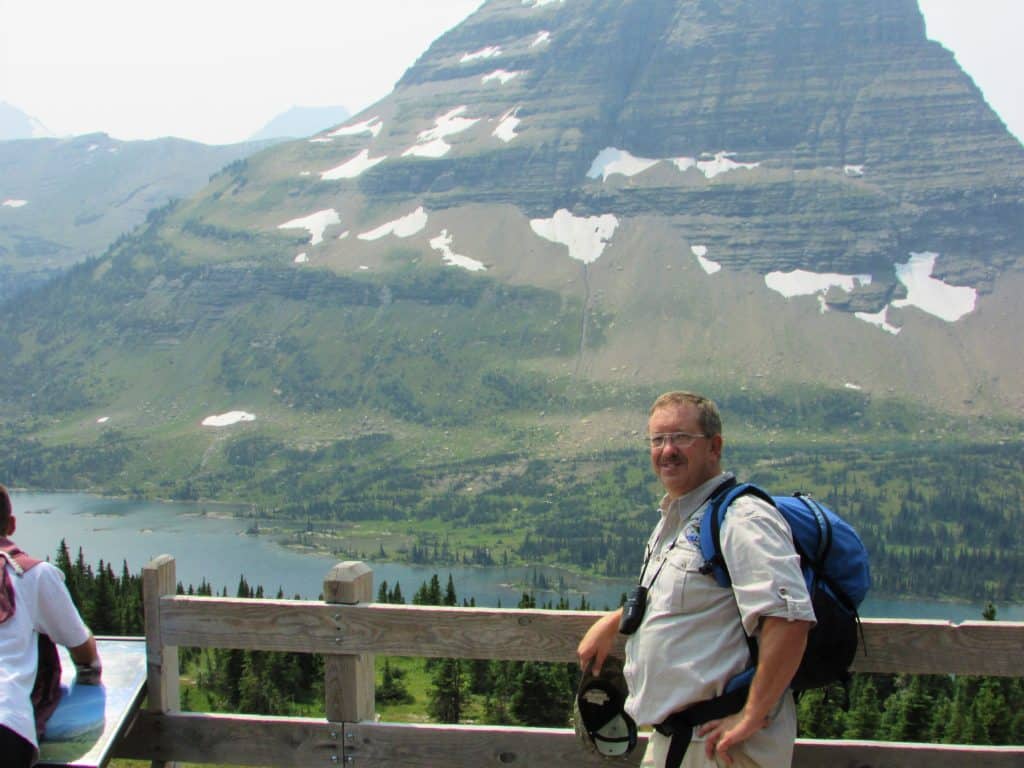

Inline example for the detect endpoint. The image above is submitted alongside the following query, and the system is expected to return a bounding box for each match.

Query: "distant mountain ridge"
[0,132,278,300]
[0,101,51,140]
[1,0,1022,509]
[248,105,351,141]
[0,105,358,300]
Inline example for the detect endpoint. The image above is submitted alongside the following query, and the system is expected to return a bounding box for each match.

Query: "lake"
[8,490,1022,622]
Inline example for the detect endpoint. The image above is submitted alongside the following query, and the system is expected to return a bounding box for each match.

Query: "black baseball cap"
[574,656,638,757]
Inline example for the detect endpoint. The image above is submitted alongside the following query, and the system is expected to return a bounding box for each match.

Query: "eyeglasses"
[647,432,707,449]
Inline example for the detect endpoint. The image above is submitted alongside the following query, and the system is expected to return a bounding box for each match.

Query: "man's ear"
[5,515,15,536]
[710,434,724,460]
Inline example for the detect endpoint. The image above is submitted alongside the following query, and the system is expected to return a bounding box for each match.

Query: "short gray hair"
[649,391,722,437]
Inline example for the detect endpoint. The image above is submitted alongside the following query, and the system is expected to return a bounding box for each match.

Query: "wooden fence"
[115,555,1024,767]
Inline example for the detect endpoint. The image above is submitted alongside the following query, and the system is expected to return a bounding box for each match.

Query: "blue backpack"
[699,480,871,692]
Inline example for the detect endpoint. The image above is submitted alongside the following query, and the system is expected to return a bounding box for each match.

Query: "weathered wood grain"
[115,711,342,766]
[142,554,181,768]
[323,562,375,722]
[793,738,1024,768]
[115,713,1024,768]
[134,557,1024,768]
[157,596,1024,676]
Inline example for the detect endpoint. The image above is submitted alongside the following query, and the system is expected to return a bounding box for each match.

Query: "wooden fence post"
[323,561,375,723]
[143,554,180,768]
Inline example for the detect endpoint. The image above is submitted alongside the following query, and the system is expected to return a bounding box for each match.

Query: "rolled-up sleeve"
[720,495,816,636]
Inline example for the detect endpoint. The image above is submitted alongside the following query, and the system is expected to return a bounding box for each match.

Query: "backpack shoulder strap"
[1,541,47,625]
[32,633,64,740]
[0,540,41,574]
[698,481,775,588]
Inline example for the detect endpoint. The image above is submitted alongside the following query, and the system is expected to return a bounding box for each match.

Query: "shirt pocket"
[659,547,704,613]
[664,547,730,615]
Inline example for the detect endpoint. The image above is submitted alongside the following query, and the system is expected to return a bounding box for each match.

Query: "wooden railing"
[115,555,1024,767]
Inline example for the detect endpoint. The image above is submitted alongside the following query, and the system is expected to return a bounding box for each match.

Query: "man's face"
[648,403,722,498]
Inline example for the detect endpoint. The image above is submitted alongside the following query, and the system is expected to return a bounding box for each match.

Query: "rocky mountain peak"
[226,1,1005,317]
[5,0,1022,425]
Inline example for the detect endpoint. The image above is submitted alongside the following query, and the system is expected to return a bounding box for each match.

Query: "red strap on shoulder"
[0,538,43,623]
[0,539,42,570]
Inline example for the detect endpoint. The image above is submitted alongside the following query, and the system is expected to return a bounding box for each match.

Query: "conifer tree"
[880,675,934,741]
[483,661,516,725]
[389,581,405,604]
[843,677,882,739]
[89,559,116,633]
[427,657,467,723]
[378,659,413,704]
[511,661,570,727]
[970,678,1008,744]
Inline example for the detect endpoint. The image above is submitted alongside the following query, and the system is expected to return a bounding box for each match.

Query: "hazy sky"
[0,0,1020,146]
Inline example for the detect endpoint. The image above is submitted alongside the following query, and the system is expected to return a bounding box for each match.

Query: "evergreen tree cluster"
[180,575,324,715]
[800,674,1024,745]
[378,575,576,727]
[53,540,143,636]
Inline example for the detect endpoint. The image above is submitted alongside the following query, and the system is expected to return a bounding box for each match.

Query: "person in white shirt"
[578,392,815,767]
[1,483,101,767]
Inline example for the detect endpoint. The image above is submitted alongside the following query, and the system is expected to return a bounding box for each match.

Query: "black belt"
[654,684,749,768]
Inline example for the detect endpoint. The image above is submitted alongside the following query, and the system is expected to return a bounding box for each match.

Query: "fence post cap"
[324,561,373,604]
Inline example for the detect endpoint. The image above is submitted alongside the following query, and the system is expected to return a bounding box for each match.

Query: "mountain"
[1,0,1022,506]
[248,105,351,141]
[0,101,51,140]
[0,133,277,300]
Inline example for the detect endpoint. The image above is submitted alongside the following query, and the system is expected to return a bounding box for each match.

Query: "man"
[578,392,815,767]
[1,483,101,767]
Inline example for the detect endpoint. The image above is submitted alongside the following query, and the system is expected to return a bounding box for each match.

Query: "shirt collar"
[659,471,734,520]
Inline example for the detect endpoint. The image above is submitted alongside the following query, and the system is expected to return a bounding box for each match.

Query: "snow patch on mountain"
[461,46,502,63]
[587,148,660,180]
[764,254,976,330]
[482,69,522,85]
[358,207,429,241]
[403,106,480,158]
[892,252,976,322]
[674,151,760,179]
[430,230,486,272]
[529,209,619,264]
[691,245,721,274]
[202,411,255,427]
[855,306,901,335]
[493,109,521,143]
[765,269,872,311]
[320,149,387,180]
[588,147,761,182]
[328,116,383,138]
[278,209,340,245]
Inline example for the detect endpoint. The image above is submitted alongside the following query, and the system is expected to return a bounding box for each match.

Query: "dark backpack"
[698,480,870,692]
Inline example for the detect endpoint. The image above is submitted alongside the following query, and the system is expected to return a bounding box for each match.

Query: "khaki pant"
[640,693,797,768]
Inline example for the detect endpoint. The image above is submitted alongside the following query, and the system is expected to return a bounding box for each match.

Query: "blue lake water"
[9,490,1022,622]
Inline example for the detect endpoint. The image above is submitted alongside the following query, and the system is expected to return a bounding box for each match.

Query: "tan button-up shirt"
[623,472,816,732]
